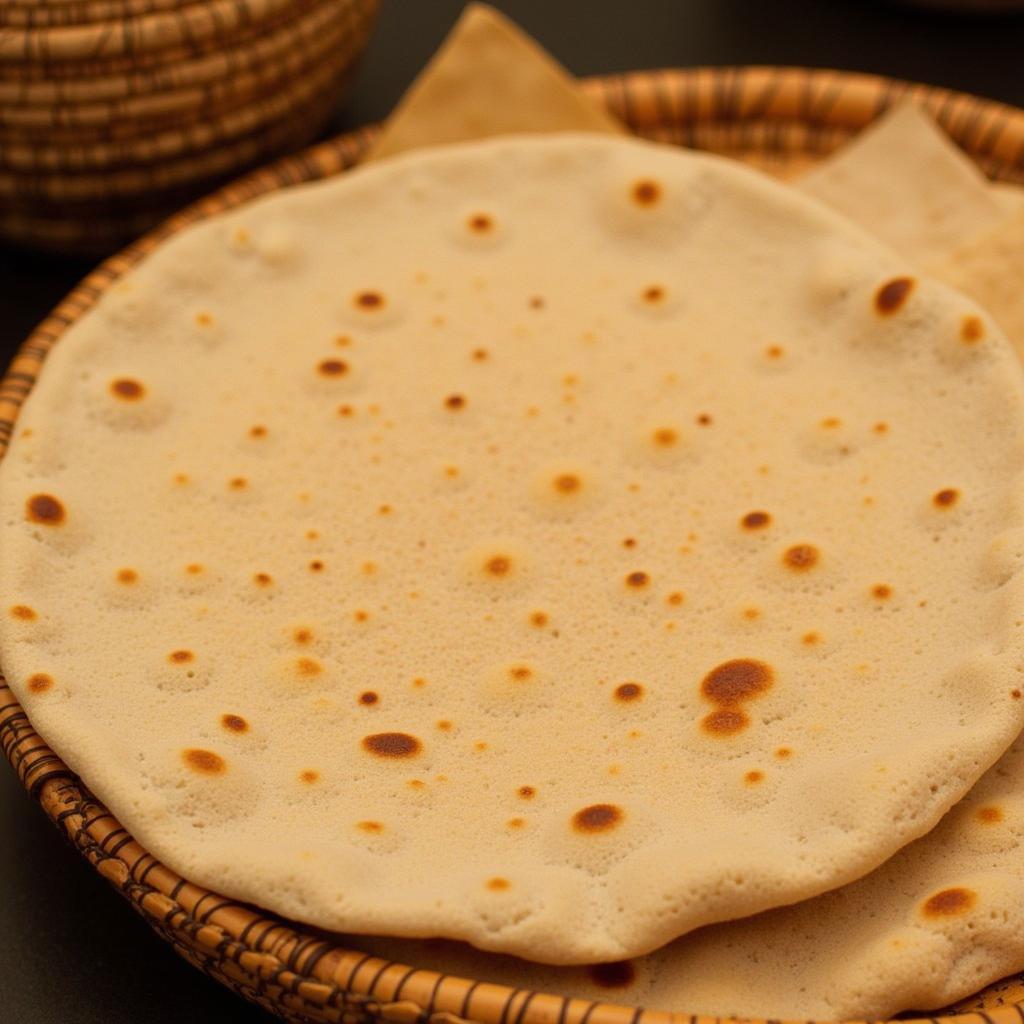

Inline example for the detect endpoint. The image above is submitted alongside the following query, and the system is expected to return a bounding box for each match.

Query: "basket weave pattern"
[4,66,1024,1024]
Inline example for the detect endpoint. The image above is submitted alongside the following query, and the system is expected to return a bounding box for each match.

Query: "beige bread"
[3,134,1024,965]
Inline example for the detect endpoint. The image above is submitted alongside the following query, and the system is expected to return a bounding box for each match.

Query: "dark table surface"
[3,1,1024,1020]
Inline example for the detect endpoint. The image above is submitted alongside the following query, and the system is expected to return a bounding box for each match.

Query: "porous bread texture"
[356,733,1024,1020]
[3,134,1024,965]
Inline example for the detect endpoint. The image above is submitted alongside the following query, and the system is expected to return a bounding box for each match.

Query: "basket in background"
[0,0,381,254]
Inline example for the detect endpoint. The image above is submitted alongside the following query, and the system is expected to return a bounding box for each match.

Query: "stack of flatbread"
[4,5,1024,1020]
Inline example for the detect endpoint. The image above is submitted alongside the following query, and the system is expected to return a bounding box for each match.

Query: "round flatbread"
[3,133,1024,964]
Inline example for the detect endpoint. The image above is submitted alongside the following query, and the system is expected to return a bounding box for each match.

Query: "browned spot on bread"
[229,477,248,491]
[485,554,512,577]
[528,295,545,310]
[922,887,976,918]
[614,682,644,703]
[622,537,637,549]
[801,631,821,646]
[363,732,422,758]
[299,769,320,784]
[588,961,636,989]
[666,591,685,606]
[173,473,190,485]
[295,657,322,677]
[292,627,313,645]
[701,659,774,706]
[10,604,36,620]
[358,820,384,833]
[872,584,893,600]
[354,290,385,310]
[436,719,452,731]
[572,803,624,833]
[508,665,534,682]
[553,472,582,494]
[26,493,65,526]
[820,417,841,430]
[652,427,678,447]
[529,610,549,627]
[875,277,916,314]
[702,708,750,736]
[318,358,349,377]
[507,817,525,829]
[444,394,466,411]
[934,488,960,508]
[485,877,510,891]
[185,563,203,575]
[338,404,355,417]
[221,714,248,733]
[27,673,53,693]
[359,691,379,706]
[765,344,784,360]
[183,748,226,775]
[353,609,370,623]
[783,544,820,571]
[309,560,324,572]
[1014,689,1022,700]
[474,741,489,752]
[335,334,352,348]
[467,213,494,234]
[775,746,793,759]
[873,422,889,435]
[631,179,661,206]
[742,607,761,621]
[168,649,194,664]
[518,785,536,799]
[110,377,145,400]
[116,568,138,584]
[961,315,985,344]
[744,769,765,785]
[253,572,272,586]
[195,312,213,327]
[641,284,665,305]
[976,805,1004,824]
[696,413,713,426]
[741,511,771,530]
[625,570,650,589]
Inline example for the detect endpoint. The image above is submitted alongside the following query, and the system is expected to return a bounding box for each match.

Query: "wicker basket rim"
[4,64,1024,1024]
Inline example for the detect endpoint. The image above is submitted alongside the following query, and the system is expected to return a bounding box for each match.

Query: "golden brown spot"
[467,212,494,234]
[485,555,512,577]
[872,584,893,600]
[976,805,1004,824]
[518,785,536,799]
[701,659,774,706]
[614,682,644,702]
[529,611,549,628]
[444,394,466,411]
[934,488,960,509]
[622,537,637,549]
[666,591,685,606]
[27,673,53,693]
[407,779,426,790]
[701,708,750,736]
[553,473,582,494]
[195,312,213,327]
[185,563,203,575]
[26,493,65,526]
[508,665,534,682]
[292,628,313,645]
[221,714,248,733]
[922,887,977,918]
[308,560,324,572]
[696,413,713,427]
[253,572,272,586]
[820,417,841,430]
[353,609,370,623]
[485,877,510,892]
[358,820,384,833]
[9,605,36,621]
[741,510,772,531]
[474,741,489,752]
[295,657,322,677]
[359,691,379,706]
[641,284,665,305]
[775,746,793,759]
[744,769,765,785]
[436,719,452,731]
[783,544,820,571]
[742,607,761,621]
[110,377,145,401]
[507,817,525,829]
[335,334,352,348]
[182,748,226,775]
[625,570,650,589]
[337,404,355,418]
[168,649,194,664]
[961,315,985,344]
[173,473,190,486]
[587,961,636,989]
[528,295,545,310]
[572,803,624,833]
[801,631,821,646]
[1013,689,1022,700]
[317,358,349,378]
[873,421,889,435]
[631,179,662,206]
[116,568,138,585]
[875,276,916,314]
[299,769,320,784]
[362,732,422,758]
[229,477,248,491]
[652,427,678,447]
[765,344,785,360]
[354,290,385,311]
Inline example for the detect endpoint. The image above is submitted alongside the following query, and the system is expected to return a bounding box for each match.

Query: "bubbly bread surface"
[3,134,1024,964]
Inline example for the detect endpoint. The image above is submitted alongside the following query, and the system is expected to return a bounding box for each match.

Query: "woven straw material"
[0,0,380,252]
[4,66,1024,1024]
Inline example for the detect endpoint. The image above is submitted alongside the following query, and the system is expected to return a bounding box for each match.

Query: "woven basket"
[5,65,1024,1024]
[0,0,380,252]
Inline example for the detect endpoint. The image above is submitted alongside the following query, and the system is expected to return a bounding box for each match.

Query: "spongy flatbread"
[3,134,1024,965]
[356,733,1024,1020]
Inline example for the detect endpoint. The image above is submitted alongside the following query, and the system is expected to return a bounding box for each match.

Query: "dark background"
[3,1,1024,1020]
